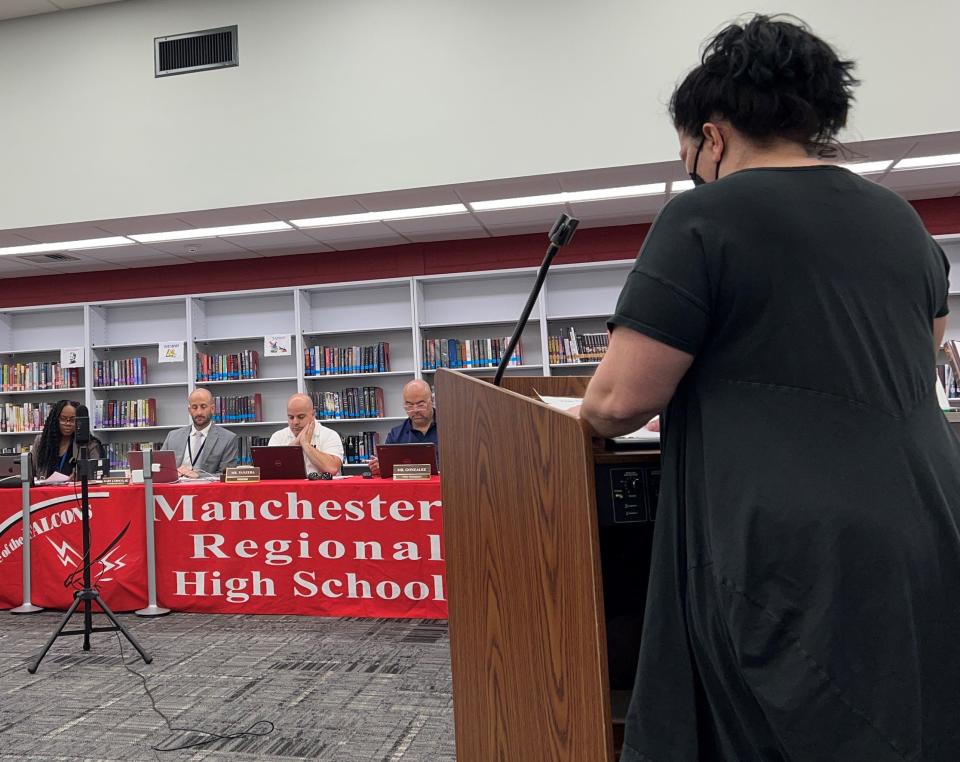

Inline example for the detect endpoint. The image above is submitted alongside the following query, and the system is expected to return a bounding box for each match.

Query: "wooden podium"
[436,369,658,762]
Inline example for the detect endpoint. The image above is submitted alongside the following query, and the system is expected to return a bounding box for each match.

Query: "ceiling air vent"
[17,253,81,263]
[154,26,238,78]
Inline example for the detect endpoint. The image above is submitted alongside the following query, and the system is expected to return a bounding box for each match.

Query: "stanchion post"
[11,451,42,614]
[135,449,169,617]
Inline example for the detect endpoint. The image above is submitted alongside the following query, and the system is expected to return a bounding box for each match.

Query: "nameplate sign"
[99,476,130,486]
[392,463,431,480]
[222,466,261,483]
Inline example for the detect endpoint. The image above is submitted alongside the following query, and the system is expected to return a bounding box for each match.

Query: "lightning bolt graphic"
[48,538,82,568]
[96,550,128,582]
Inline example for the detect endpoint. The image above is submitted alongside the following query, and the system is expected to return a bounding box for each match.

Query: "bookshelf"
[0,260,634,456]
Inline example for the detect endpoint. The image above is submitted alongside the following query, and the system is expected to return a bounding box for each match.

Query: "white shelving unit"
[0,260,634,456]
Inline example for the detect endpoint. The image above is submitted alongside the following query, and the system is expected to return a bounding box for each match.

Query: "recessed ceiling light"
[469,183,666,212]
[290,204,468,228]
[670,179,696,193]
[129,221,292,243]
[0,236,134,257]
[893,153,960,170]
[838,160,893,174]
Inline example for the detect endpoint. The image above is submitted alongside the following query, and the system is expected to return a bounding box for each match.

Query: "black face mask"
[689,136,723,186]
[690,138,708,186]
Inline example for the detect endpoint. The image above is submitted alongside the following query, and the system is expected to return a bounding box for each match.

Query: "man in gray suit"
[161,388,239,477]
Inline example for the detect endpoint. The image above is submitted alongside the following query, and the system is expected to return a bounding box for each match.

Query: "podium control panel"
[595,462,660,527]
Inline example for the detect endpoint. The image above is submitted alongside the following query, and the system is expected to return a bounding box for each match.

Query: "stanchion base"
[135,605,171,617]
[10,604,43,614]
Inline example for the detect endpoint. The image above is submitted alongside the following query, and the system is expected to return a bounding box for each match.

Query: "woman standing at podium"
[581,15,960,762]
[31,399,104,480]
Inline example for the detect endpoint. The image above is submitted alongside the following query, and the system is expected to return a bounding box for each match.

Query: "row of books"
[547,329,609,364]
[93,357,148,387]
[343,431,381,464]
[94,399,157,429]
[102,440,164,470]
[420,337,521,370]
[1,362,82,392]
[304,343,391,376]
[196,350,261,382]
[0,402,56,433]
[311,387,385,420]
[237,436,271,466]
[211,393,263,423]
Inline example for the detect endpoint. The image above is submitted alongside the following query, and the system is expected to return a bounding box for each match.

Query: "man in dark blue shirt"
[371,379,437,475]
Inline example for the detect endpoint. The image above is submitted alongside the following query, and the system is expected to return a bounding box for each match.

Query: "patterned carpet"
[0,612,455,761]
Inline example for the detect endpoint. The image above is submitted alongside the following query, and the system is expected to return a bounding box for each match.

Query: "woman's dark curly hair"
[35,399,82,477]
[670,14,860,154]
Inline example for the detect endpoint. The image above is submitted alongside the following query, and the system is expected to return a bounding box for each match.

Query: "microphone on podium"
[493,213,580,387]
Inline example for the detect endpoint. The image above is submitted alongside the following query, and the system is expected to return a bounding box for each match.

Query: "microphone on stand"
[74,404,91,447]
[493,213,579,387]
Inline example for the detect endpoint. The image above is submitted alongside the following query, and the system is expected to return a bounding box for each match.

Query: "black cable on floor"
[114,630,275,753]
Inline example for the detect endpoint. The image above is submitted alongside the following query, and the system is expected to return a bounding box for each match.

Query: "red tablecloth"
[0,478,446,618]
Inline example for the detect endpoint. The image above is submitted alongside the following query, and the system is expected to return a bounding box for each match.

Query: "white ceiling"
[0,130,958,280]
[0,0,126,22]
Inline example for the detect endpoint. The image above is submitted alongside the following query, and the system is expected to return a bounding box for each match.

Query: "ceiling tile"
[327,236,412,252]
[143,238,252,257]
[302,222,407,246]
[174,249,263,263]
[82,245,191,266]
[354,186,464,211]
[221,229,319,248]
[472,204,568,227]
[268,198,369,222]
[92,214,199,237]
[384,214,487,236]
[401,228,491,244]
[175,207,284,228]
[568,193,667,218]
[456,176,565,207]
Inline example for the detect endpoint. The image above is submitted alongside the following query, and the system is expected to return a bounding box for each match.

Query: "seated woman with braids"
[30,400,105,480]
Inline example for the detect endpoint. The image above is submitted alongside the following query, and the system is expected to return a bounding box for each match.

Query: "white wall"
[1,0,958,231]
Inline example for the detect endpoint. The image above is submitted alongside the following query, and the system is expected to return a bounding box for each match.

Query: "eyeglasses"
[58,416,76,424]
[403,401,430,410]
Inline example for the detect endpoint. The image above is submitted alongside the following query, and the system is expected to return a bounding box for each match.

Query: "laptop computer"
[128,449,180,483]
[252,445,308,480]
[0,454,22,488]
[376,443,439,476]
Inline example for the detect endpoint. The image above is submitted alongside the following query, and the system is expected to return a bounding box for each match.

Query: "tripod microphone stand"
[28,408,152,673]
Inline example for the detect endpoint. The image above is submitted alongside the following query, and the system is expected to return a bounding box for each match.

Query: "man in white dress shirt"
[161,387,239,477]
[268,393,344,476]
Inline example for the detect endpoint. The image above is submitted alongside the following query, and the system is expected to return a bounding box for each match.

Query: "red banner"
[0,485,147,611]
[0,478,446,619]
[152,478,446,618]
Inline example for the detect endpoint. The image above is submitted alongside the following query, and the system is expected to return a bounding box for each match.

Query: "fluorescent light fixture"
[130,221,292,243]
[838,160,893,174]
[469,183,666,212]
[670,179,696,193]
[0,236,133,256]
[290,203,468,228]
[893,153,960,170]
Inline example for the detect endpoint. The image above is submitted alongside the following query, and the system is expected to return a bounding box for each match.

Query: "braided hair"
[35,399,82,478]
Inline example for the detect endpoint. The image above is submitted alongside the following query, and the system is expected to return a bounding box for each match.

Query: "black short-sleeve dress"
[612,166,960,762]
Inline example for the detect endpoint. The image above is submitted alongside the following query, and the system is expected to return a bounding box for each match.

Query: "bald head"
[403,379,432,397]
[402,379,434,429]
[187,387,214,428]
[286,393,316,434]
